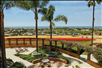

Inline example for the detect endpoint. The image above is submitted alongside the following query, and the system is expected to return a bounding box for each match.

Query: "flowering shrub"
[47,39,102,66]
[64,41,102,66]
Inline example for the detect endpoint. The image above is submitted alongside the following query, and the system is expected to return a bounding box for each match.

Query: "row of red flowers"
[5,38,92,41]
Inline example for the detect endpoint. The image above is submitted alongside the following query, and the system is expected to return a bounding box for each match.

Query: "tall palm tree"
[86,0,101,60]
[0,1,18,68]
[40,5,68,52]
[14,0,49,52]
[86,0,101,46]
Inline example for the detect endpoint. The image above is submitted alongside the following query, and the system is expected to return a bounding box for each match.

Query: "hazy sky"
[4,1,102,27]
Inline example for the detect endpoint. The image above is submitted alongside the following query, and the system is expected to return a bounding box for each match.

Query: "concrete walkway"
[59,53,95,68]
[6,48,36,67]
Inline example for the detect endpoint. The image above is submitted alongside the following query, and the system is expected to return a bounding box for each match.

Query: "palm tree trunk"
[50,20,52,52]
[0,10,6,68]
[35,7,38,52]
[87,2,95,60]
[91,3,95,46]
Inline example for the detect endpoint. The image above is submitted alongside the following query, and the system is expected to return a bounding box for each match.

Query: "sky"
[4,1,102,27]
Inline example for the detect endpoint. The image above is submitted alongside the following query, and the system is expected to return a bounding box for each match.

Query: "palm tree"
[40,5,68,52]
[86,0,101,60]
[14,0,49,52]
[86,0,101,46]
[0,1,17,68]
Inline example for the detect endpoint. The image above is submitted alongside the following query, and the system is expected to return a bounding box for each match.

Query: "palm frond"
[54,15,68,24]
[41,16,49,21]
[14,1,31,11]
[46,5,55,18]
[32,1,39,8]
[87,0,101,7]
[40,0,49,8]
[2,1,13,10]
[51,22,55,26]
[87,1,93,7]
[39,8,47,15]
[96,0,101,4]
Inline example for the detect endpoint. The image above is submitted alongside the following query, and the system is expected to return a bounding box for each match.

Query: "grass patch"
[76,65,81,68]
[81,51,88,55]
[78,41,91,45]
[10,62,24,68]
[6,58,13,62]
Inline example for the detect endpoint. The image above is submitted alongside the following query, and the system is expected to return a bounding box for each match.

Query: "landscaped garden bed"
[15,48,69,64]
[10,62,24,68]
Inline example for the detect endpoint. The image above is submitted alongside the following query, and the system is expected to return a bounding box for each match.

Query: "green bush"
[58,57,69,64]
[44,39,102,66]
[97,44,102,48]
[76,65,81,68]
[10,62,24,68]
[15,53,20,56]
[55,51,62,55]
[6,58,13,62]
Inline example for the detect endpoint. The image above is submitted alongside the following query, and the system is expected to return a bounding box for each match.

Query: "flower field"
[4,37,92,41]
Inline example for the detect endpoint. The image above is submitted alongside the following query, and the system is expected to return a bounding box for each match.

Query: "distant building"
[81,29,89,31]
[73,28,78,31]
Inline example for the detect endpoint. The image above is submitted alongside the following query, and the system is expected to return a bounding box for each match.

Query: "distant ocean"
[4,26,102,28]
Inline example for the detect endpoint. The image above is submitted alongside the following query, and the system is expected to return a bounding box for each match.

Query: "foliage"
[65,41,102,66]
[14,48,70,63]
[13,1,49,12]
[86,0,101,7]
[40,5,68,26]
[55,51,62,55]
[6,58,13,62]
[76,65,81,68]
[10,62,24,68]
[97,44,102,48]
[45,39,102,65]
[15,53,20,56]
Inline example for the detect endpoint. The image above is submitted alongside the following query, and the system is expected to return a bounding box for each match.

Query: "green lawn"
[10,62,24,68]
